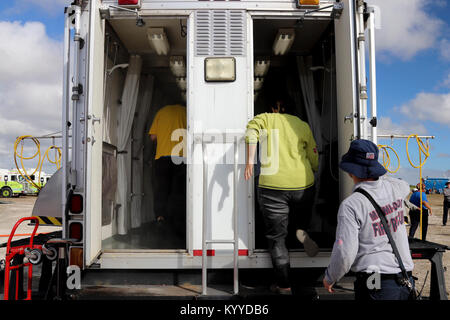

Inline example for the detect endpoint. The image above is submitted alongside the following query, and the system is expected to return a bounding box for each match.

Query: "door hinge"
[72,83,83,101]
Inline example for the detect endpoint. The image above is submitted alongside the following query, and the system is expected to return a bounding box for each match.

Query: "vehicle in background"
[0,169,53,197]
[424,177,450,194]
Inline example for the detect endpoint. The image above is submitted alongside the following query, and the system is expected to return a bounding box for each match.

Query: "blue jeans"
[354,275,415,300]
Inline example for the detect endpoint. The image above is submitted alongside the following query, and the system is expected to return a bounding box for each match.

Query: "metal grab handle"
[195,133,242,296]
[201,140,208,295]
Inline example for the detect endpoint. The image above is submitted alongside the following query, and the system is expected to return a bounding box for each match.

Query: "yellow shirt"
[246,112,318,190]
[149,104,187,159]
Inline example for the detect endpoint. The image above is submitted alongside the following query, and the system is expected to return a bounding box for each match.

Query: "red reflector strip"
[118,0,140,5]
[192,250,249,256]
[412,253,423,258]
[238,249,248,256]
[193,250,215,256]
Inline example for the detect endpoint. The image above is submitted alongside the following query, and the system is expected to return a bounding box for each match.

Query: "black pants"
[354,273,414,300]
[409,209,428,240]
[153,157,186,236]
[257,186,315,288]
[443,201,449,226]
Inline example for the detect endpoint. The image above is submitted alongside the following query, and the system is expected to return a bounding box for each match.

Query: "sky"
[0,0,449,185]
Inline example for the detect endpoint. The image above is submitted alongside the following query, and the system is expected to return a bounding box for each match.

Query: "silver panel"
[32,169,63,218]
[195,10,246,56]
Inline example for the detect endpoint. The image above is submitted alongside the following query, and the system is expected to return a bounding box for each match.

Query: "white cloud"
[0,21,62,171]
[397,92,450,126]
[377,116,428,136]
[441,73,450,89]
[366,0,446,61]
[439,39,450,61]
[0,22,61,83]
[4,0,70,16]
[388,167,450,185]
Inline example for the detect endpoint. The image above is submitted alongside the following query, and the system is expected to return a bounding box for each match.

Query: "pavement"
[0,194,448,300]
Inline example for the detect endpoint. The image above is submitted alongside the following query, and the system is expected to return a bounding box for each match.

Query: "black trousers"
[409,209,429,240]
[153,157,186,235]
[257,186,315,288]
[354,273,414,300]
[443,201,449,226]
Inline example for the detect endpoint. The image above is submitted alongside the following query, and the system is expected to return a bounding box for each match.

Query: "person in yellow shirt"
[245,96,319,295]
[149,103,187,237]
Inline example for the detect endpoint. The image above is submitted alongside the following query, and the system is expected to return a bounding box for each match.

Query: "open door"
[334,0,359,201]
[85,0,105,265]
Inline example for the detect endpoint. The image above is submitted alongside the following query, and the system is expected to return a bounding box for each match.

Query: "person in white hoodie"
[323,139,415,300]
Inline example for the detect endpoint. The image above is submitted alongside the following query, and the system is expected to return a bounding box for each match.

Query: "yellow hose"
[406,134,430,240]
[378,144,400,173]
[13,136,62,190]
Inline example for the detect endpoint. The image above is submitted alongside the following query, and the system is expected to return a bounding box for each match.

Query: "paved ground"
[0,194,448,299]
[0,196,61,258]
[405,193,449,298]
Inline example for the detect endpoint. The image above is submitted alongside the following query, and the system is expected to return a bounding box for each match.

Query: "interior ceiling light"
[169,56,186,77]
[254,77,264,91]
[272,29,295,56]
[204,57,236,82]
[176,77,187,91]
[254,59,270,77]
[147,27,170,55]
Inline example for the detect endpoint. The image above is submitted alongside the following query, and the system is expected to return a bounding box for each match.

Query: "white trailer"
[34,0,380,295]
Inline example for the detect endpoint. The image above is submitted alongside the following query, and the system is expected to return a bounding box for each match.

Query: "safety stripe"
[31,216,62,226]
[193,249,249,256]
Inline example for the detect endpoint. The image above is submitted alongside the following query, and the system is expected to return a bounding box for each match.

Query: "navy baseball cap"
[339,139,387,179]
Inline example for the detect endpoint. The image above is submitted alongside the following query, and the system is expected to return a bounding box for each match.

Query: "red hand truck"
[4,217,43,300]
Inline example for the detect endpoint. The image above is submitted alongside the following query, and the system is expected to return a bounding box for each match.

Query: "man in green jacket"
[245,96,319,295]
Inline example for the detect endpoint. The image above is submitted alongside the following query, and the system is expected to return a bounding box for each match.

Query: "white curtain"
[297,56,325,232]
[297,56,322,148]
[116,55,142,235]
[131,74,155,228]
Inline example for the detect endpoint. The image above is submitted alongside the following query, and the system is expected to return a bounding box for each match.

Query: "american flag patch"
[366,152,375,159]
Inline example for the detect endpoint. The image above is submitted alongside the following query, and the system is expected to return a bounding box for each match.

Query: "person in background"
[408,182,432,240]
[149,102,187,237]
[323,139,415,300]
[244,96,319,295]
[442,181,450,226]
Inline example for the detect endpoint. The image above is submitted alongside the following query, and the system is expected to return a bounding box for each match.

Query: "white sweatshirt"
[324,176,414,284]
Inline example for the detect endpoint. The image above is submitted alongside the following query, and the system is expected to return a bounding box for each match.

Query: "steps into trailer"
[66,268,354,300]
[68,279,355,300]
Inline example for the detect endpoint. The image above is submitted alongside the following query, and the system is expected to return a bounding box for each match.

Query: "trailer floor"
[69,279,355,300]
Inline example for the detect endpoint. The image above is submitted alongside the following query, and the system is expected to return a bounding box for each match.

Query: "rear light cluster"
[69,222,83,242]
[118,0,140,6]
[298,0,320,5]
[69,194,83,214]
[70,247,83,269]
[68,193,83,244]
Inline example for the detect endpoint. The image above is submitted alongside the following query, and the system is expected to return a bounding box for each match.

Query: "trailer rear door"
[84,0,105,265]
[334,0,359,200]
